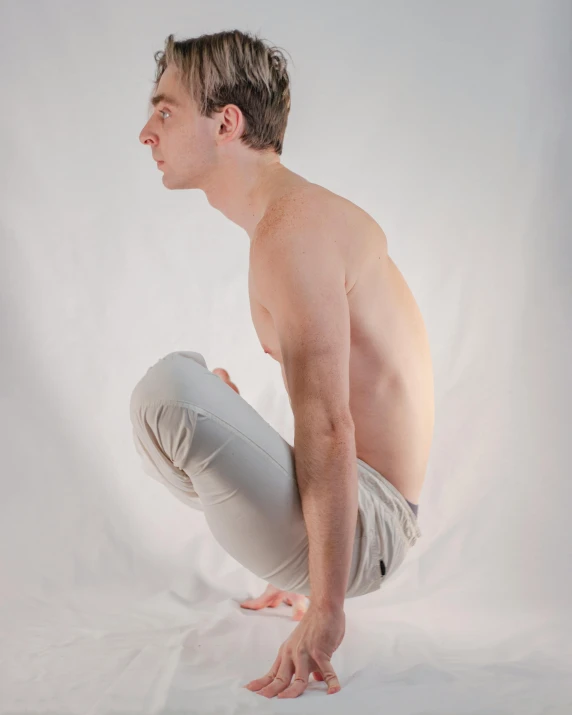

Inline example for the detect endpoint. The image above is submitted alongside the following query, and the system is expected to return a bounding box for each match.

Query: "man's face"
[139,64,217,190]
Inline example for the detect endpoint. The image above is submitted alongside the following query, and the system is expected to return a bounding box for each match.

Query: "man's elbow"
[295,405,355,438]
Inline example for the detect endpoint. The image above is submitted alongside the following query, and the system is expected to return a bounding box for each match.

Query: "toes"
[240,600,268,610]
[240,597,267,609]
[292,605,307,620]
[291,596,309,620]
[240,586,309,613]
[240,592,284,610]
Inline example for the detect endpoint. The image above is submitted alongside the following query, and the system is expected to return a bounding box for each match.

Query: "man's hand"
[212,367,239,394]
[243,603,345,698]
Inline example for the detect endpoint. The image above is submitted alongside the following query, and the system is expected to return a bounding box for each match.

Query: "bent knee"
[129,350,208,414]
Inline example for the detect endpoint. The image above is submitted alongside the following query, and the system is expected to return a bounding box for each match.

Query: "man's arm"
[291,410,358,611]
[251,201,357,611]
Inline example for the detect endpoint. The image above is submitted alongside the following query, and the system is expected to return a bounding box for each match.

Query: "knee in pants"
[129,350,208,414]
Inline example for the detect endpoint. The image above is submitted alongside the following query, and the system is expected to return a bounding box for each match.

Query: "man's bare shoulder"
[254,181,386,281]
[251,180,387,305]
[256,181,379,243]
[251,183,335,264]
[256,182,324,237]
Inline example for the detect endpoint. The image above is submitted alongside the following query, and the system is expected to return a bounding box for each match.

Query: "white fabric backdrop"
[1,1,571,713]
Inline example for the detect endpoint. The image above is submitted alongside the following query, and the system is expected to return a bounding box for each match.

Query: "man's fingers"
[243,650,283,692]
[212,368,240,393]
[244,674,275,691]
[314,658,341,694]
[255,657,296,698]
[244,657,338,698]
[277,659,311,699]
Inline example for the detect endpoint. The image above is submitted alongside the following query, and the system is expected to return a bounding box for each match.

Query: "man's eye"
[159,109,171,120]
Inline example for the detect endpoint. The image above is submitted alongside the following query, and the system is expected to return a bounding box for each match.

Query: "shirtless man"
[137,30,434,699]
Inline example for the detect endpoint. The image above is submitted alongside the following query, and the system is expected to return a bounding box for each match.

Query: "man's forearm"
[293,417,358,611]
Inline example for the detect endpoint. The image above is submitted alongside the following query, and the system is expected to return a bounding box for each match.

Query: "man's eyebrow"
[149,93,181,108]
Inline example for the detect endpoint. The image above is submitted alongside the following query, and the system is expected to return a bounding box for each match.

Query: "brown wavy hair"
[150,30,293,155]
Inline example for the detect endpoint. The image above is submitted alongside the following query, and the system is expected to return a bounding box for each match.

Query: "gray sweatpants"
[129,351,422,599]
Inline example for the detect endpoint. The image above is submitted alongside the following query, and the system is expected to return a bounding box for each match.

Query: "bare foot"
[240,583,309,621]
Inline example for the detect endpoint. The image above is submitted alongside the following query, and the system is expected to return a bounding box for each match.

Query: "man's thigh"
[130,350,385,597]
[129,351,318,591]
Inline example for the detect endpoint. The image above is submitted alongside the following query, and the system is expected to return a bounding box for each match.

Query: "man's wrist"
[309,597,345,615]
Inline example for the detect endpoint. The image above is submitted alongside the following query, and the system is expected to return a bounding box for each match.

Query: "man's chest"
[248,270,281,360]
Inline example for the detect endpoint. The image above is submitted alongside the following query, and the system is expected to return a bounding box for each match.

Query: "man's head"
[139,30,292,191]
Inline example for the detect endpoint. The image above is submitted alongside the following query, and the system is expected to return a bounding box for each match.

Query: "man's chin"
[162,176,197,190]
[161,175,183,190]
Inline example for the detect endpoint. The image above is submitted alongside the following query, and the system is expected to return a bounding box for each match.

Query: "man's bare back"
[248,177,434,505]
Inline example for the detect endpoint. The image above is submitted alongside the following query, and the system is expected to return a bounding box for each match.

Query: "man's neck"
[201,156,298,240]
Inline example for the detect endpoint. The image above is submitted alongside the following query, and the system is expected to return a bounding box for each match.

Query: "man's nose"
[139,124,156,146]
